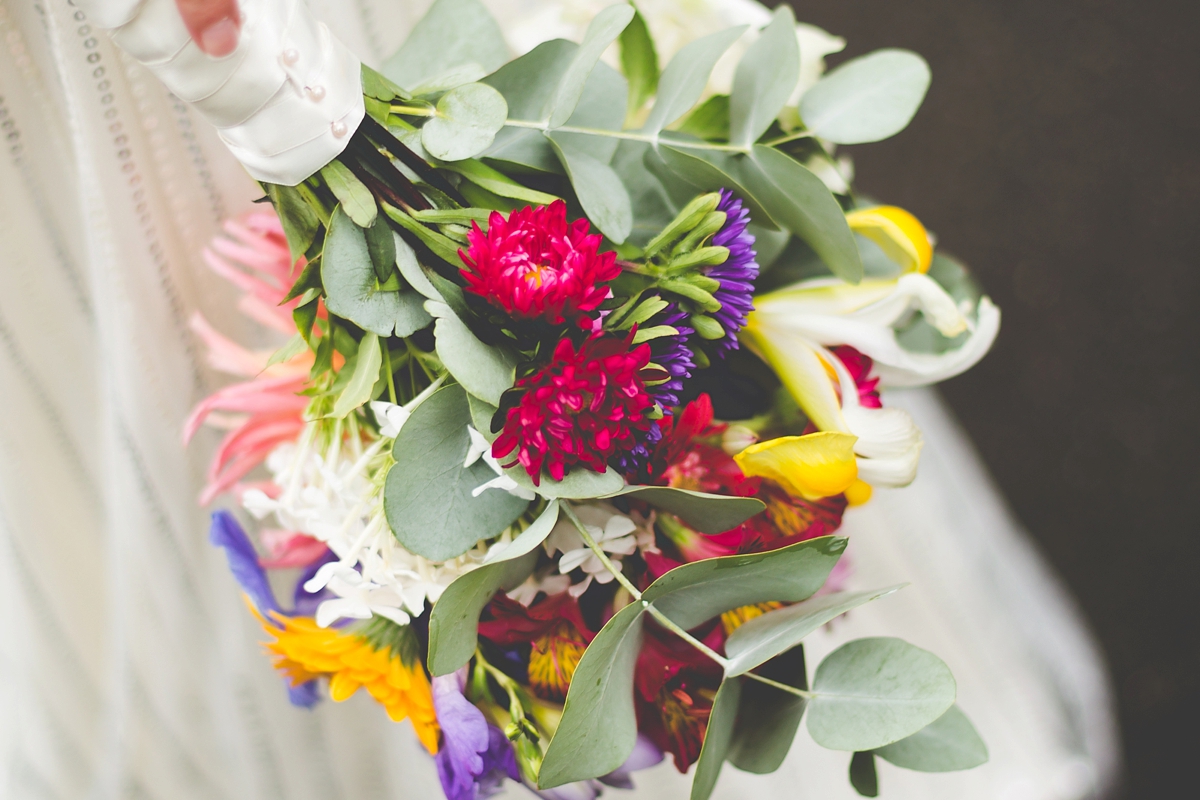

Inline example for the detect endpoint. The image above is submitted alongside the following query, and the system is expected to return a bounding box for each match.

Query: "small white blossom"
[466,425,536,501]
[547,503,648,597]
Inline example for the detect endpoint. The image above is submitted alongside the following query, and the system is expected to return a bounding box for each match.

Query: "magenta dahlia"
[458,200,620,325]
[492,335,658,484]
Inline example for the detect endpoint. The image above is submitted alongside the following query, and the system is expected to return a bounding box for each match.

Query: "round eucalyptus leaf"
[422,82,508,161]
[807,637,956,752]
[873,704,988,772]
[428,301,516,405]
[799,49,931,145]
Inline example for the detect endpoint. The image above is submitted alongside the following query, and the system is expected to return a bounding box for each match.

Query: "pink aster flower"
[492,335,657,484]
[458,200,620,325]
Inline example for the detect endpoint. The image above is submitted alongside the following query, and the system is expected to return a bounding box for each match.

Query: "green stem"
[382,341,397,405]
[741,671,815,699]
[504,119,750,154]
[761,130,815,148]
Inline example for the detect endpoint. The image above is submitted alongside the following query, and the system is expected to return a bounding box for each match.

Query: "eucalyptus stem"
[382,341,397,405]
[502,119,751,154]
[761,130,816,148]
[562,502,814,702]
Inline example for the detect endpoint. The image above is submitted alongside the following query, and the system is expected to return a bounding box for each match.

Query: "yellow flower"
[527,620,588,702]
[721,602,783,636]
[733,432,859,500]
[846,205,933,274]
[249,603,440,753]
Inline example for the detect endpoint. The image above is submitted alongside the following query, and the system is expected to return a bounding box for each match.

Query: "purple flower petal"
[599,734,664,789]
[433,672,491,800]
[293,548,337,617]
[209,510,280,615]
[286,679,322,709]
[707,189,760,357]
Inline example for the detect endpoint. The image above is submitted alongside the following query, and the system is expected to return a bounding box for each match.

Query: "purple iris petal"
[286,679,322,709]
[209,510,280,615]
[707,189,759,356]
[433,671,519,800]
[599,734,664,789]
[293,548,337,617]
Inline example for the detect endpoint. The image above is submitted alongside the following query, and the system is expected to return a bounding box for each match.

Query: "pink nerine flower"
[458,200,620,324]
[492,335,657,484]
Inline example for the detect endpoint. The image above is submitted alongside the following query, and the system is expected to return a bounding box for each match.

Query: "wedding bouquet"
[187,1,999,798]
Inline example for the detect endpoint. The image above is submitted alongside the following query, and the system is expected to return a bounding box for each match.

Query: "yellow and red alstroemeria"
[742,206,999,490]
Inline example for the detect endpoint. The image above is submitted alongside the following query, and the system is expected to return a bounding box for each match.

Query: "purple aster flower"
[707,189,759,356]
[433,670,520,800]
[208,511,321,708]
[646,303,696,410]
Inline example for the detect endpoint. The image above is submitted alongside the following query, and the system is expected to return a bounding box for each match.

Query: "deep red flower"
[458,200,620,325]
[492,335,658,484]
[477,592,594,701]
[635,627,723,773]
[831,345,882,408]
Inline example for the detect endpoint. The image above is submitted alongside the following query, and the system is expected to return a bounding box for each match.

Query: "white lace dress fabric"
[0,1,1117,799]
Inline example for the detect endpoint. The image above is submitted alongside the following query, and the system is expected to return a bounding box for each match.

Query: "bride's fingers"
[175,0,242,57]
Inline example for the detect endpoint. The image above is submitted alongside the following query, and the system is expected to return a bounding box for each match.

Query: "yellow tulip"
[733,431,859,500]
[846,205,934,274]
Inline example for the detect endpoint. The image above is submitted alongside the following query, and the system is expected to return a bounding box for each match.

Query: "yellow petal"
[733,432,858,500]
[844,479,873,506]
[846,205,933,274]
[741,320,846,433]
[329,671,361,702]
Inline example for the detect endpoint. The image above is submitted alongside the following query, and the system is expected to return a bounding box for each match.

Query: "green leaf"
[690,678,741,800]
[366,216,397,283]
[619,6,659,121]
[739,145,862,282]
[362,64,409,102]
[676,94,730,141]
[799,49,931,145]
[538,601,645,788]
[320,161,377,227]
[265,333,307,369]
[506,464,626,500]
[643,26,746,135]
[547,134,633,243]
[807,637,956,752]
[409,63,490,96]
[322,207,433,337]
[437,160,561,205]
[728,644,807,774]
[729,6,799,147]
[332,333,383,418]
[422,83,508,161]
[872,705,988,772]
[543,4,634,128]
[382,0,510,91]
[393,231,441,300]
[385,384,529,562]
[657,143,775,229]
[643,536,846,630]
[427,501,560,675]
[723,586,903,676]
[467,394,498,438]
[602,486,764,534]
[849,751,879,797]
[265,184,319,264]
[428,301,516,405]
[384,205,464,267]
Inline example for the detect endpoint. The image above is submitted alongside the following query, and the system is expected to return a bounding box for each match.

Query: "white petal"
[567,574,593,598]
[874,297,1001,387]
[464,425,491,468]
[842,405,922,460]
[373,605,412,626]
[315,598,369,628]
[558,548,593,575]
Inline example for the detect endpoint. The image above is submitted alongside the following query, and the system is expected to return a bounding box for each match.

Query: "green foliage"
[382,0,510,91]
[320,161,377,227]
[603,485,764,534]
[643,536,846,629]
[727,644,808,774]
[547,134,633,243]
[505,463,627,499]
[723,586,903,676]
[438,159,561,205]
[332,333,383,418]
[800,49,931,145]
[619,7,659,122]
[873,705,988,772]
[384,384,529,561]
[729,6,799,147]
[643,26,747,135]
[265,183,319,263]
[427,501,560,675]
[428,301,516,405]
[849,751,880,797]
[807,637,957,752]
[422,83,509,161]
[690,678,742,800]
[322,207,432,337]
[676,95,730,141]
[543,5,634,128]
[538,601,646,788]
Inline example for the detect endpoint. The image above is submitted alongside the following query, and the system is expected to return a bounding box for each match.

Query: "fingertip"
[198,16,240,57]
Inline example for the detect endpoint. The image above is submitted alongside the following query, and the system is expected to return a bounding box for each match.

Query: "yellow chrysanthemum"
[249,603,439,753]
[528,620,588,702]
[720,602,784,636]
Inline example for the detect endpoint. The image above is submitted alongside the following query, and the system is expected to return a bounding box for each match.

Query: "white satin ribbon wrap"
[75,0,364,185]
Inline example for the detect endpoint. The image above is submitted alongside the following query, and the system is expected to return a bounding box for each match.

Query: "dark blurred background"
[782,1,1199,797]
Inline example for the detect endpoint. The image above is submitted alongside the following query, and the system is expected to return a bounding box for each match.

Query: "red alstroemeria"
[831,345,882,409]
[492,335,658,484]
[459,199,620,325]
[477,592,594,702]
[635,627,723,773]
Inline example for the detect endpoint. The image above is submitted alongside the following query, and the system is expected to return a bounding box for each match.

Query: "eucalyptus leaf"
[602,485,764,534]
[728,644,807,774]
[800,49,931,145]
[676,94,730,141]
[729,6,799,147]
[644,26,747,135]
[505,463,626,500]
[320,161,377,227]
[872,705,988,772]
[542,4,634,128]
[849,751,880,797]
[619,7,659,120]
[547,134,633,243]
[612,140,680,245]
[265,183,319,263]
[739,145,862,282]
[468,394,498,439]
[538,602,645,788]
[657,142,776,229]
[428,301,516,405]
[362,64,408,102]
[807,637,956,752]
[332,333,383,418]
[382,0,509,91]
[690,678,741,800]
[394,231,441,300]
[385,384,529,561]
[384,205,464,267]
[643,536,846,630]
[322,207,432,337]
[724,586,903,676]
[422,82,509,161]
[366,217,397,283]
[438,160,561,205]
[409,62,490,96]
[426,501,560,675]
